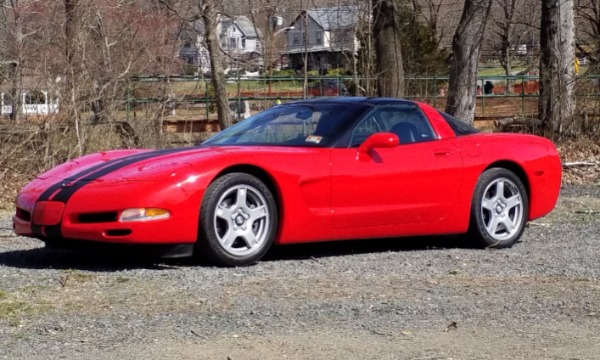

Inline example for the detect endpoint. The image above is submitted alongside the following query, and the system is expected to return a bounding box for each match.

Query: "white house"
[1,91,59,116]
[285,6,361,71]
[179,16,263,74]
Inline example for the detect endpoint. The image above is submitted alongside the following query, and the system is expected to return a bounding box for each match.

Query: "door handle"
[433,149,451,157]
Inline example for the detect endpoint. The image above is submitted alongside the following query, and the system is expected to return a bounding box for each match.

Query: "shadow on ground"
[0,235,473,271]
[263,235,472,261]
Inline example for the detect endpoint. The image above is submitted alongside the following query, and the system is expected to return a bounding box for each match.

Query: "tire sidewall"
[470,168,529,248]
[198,173,278,266]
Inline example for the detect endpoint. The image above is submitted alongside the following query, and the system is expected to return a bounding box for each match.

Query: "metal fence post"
[521,74,525,116]
[126,84,130,122]
[205,79,209,120]
[433,76,437,107]
[481,79,485,117]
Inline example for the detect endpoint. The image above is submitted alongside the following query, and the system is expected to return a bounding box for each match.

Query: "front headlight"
[119,208,170,222]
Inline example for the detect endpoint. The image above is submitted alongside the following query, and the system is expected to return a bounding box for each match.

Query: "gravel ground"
[1,185,599,360]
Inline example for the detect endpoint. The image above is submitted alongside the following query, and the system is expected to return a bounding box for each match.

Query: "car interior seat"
[390,122,419,144]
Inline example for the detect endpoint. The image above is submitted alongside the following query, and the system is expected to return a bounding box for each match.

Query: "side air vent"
[16,207,31,222]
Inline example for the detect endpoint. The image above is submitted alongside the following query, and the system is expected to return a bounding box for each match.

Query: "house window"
[302,33,306,45]
[316,31,322,45]
[229,38,237,49]
[293,33,299,46]
[241,38,246,49]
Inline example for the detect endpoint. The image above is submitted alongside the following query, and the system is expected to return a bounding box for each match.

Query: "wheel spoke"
[505,194,521,211]
[241,230,259,248]
[249,205,267,221]
[482,198,496,211]
[486,215,501,235]
[215,204,233,220]
[502,217,516,234]
[495,180,505,200]
[235,187,248,208]
[221,229,238,249]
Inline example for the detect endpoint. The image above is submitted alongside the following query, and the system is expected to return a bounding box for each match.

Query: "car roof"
[285,97,418,107]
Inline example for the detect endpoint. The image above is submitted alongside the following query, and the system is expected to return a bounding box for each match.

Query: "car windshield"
[202,103,363,147]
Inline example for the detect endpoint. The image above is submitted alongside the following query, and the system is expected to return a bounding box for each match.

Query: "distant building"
[285,6,361,71]
[1,90,59,116]
[179,16,263,75]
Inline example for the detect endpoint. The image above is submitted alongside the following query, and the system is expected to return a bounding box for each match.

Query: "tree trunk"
[89,10,111,124]
[539,0,576,133]
[201,2,232,130]
[372,0,404,98]
[64,0,83,155]
[5,4,26,122]
[501,44,514,94]
[445,0,492,124]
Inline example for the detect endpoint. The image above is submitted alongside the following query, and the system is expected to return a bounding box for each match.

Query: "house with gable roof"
[285,6,360,71]
[179,15,263,74]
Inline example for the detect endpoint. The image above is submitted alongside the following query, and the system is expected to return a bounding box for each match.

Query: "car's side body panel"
[453,133,561,221]
[329,139,464,236]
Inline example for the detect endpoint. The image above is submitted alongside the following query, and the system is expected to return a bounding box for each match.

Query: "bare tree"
[575,0,600,68]
[2,0,39,122]
[445,0,492,124]
[201,2,233,129]
[413,0,444,48]
[372,0,404,98]
[161,0,232,129]
[539,0,576,133]
[489,0,539,93]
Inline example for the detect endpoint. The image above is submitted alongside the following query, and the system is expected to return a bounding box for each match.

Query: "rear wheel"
[196,173,277,266]
[468,168,528,248]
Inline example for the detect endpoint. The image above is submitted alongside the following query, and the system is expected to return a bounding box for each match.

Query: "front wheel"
[468,168,529,248]
[196,173,278,266]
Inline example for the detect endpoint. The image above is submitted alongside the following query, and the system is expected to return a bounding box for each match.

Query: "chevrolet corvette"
[13,97,562,266]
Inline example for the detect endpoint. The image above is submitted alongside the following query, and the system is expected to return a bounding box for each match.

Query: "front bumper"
[13,179,205,247]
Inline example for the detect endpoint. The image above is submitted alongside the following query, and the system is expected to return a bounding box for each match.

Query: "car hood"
[35,145,316,183]
[35,147,225,183]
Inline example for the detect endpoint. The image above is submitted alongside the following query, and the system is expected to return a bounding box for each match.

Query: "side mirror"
[357,132,399,157]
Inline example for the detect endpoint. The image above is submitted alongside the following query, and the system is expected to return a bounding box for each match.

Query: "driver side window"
[350,116,382,147]
[350,105,435,147]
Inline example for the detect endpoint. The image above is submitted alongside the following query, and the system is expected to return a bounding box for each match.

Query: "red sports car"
[13,98,562,266]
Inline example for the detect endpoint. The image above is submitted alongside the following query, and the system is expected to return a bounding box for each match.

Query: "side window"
[383,107,436,144]
[438,110,479,136]
[350,105,435,147]
[350,116,382,147]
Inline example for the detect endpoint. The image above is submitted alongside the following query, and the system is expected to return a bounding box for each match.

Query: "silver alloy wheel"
[213,184,270,257]
[480,177,524,241]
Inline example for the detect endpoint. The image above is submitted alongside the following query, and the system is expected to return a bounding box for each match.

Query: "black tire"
[468,168,529,248]
[196,172,278,266]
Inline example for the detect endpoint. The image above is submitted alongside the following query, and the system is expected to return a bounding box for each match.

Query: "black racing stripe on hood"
[52,147,194,203]
[36,151,157,203]
[32,147,196,238]
[32,151,158,237]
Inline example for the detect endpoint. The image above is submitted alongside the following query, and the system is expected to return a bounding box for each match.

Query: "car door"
[330,105,464,237]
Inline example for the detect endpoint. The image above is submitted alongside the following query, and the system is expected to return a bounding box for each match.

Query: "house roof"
[184,16,262,39]
[305,6,359,30]
[235,16,262,38]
